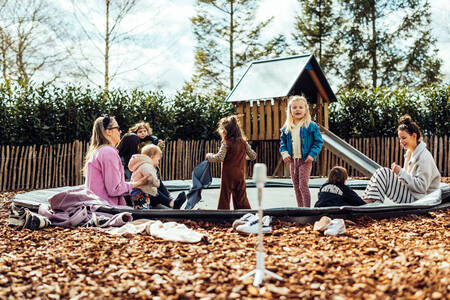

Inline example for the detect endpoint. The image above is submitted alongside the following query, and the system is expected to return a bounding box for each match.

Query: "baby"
[128,144,185,209]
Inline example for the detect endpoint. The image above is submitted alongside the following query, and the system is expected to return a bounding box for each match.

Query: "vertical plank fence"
[0,136,448,191]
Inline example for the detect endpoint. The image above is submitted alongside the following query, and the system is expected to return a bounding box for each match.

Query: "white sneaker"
[236,217,272,234]
[324,219,346,236]
[232,213,257,229]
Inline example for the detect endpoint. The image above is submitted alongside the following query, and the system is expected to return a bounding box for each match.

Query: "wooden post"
[29,145,35,189]
[236,102,245,134]
[316,93,326,176]
[0,146,6,191]
[74,141,80,185]
[445,135,448,176]
[251,102,258,141]
[272,100,280,140]
[316,93,323,125]
[324,101,329,129]
[244,102,251,139]
[280,97,287,133]
[265,101,272,140]
[20,146,28,189]
[258,101,265,140]
[55,144,60,187]
[438,137,443,175]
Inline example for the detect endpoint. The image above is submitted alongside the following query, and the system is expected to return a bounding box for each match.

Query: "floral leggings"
[290,158,312,207]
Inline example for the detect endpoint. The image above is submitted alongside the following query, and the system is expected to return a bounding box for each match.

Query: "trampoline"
[12,178,450,224]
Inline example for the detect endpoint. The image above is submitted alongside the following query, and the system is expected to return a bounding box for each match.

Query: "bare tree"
[70,0,174,93]
[0,0,72,84]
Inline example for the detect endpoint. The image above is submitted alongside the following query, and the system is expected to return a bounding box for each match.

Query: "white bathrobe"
[398,141,441,200]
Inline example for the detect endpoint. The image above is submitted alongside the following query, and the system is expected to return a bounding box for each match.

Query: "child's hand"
[283,156,291,163]
[205,153,212,160]
[158,140,164,146]
[305,155,314,163]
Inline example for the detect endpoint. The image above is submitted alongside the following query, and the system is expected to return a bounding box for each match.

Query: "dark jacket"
[315,182,366,207]
[140,135,159,146]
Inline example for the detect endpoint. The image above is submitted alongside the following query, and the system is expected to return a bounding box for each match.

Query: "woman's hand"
[305,155,314,163]
[283,156,291,163]
[132,174,151,189]
[391,162,401,174]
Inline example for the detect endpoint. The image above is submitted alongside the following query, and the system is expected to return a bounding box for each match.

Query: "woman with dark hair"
[116,129,185,208]
[117,133,141,181]
[362,115,441,204]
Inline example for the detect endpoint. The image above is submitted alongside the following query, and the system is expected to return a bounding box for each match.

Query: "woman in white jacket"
[363,115,441,204]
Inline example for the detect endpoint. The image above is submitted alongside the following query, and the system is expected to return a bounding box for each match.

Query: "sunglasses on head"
[103,114,120,131]
[102,114,110,130]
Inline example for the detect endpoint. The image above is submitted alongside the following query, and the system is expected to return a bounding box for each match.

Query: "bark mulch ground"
[0,189,449,299]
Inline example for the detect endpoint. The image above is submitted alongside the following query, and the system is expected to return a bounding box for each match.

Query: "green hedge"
[0,81,448,145]
[329,85,450,139]
[0,82,235,145]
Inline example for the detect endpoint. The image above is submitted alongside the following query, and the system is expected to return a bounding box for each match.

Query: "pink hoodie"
[128,154,160,196]
[85,145,132,206]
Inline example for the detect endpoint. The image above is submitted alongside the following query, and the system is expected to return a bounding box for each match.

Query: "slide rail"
[320,126,381,177]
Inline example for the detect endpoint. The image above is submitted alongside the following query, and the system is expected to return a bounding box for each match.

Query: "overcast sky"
[57,0,450,94]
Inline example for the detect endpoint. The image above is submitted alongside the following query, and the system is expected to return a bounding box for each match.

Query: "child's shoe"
[173,192,186,209]
[324,219,346,236]
[313,216,332,232]
[261,215,272,227]
[232,213,257,229]
[9,204,50,230]
[23,210,51,230]
[236,216,272,234]
[9,204,26,228]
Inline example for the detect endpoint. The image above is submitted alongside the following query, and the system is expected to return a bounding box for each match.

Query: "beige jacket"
[128,154,160,196]
[398,141,441,200]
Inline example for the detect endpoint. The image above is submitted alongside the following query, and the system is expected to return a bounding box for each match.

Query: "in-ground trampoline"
[12,178,450,224]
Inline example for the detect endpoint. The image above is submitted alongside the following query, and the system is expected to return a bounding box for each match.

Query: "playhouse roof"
[225,54,337,104]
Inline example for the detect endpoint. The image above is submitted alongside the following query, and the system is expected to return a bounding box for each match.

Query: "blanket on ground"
[38,186,132,227]
[104,219,207,243]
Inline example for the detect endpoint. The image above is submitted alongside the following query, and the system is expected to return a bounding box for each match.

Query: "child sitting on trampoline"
[315,166,366,207]
[206,115,257,209]
[128,144,186,209]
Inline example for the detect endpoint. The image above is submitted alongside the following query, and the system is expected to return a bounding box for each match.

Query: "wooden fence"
[0,136,448,191]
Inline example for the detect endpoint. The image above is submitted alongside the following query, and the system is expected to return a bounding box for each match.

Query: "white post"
[239,163,283,287]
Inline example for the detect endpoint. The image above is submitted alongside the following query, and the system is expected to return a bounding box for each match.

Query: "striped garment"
[362,167,414,203]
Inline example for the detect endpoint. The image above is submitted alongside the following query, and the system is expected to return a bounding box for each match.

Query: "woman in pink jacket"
[83,115,149,206]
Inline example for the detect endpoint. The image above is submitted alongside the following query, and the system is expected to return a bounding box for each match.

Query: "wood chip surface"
[1,189,449,299]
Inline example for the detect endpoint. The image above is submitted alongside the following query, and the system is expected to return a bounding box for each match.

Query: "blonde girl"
[84,115,148,206]
[206,115,257,209]
[280,96,324,207]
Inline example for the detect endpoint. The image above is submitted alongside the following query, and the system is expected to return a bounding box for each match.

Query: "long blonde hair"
[82,116,114,177]
[283,95,311,133]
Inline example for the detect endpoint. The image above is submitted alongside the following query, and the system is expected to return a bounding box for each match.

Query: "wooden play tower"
[225,54,337,176]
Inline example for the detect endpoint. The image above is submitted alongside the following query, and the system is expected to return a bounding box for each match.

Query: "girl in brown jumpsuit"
[206,116,257,209]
